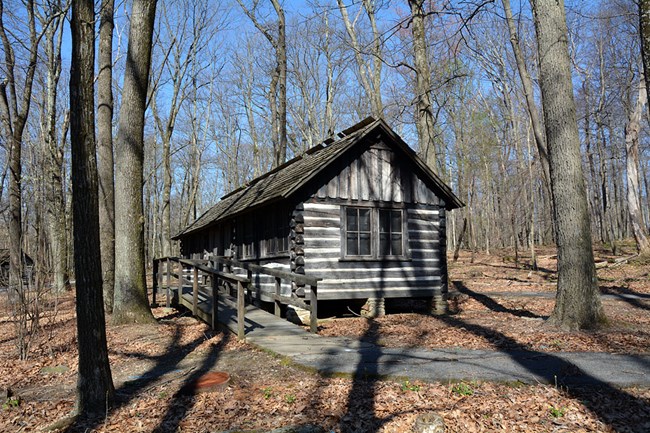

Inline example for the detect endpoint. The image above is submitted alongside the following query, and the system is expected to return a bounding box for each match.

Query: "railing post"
[152,259,159,307]
[166,258,171,308]
[309,284,318,333]
[192,265,199,317]
[177,261,183,306]
[274,277,282,317]
[237,280,245,340]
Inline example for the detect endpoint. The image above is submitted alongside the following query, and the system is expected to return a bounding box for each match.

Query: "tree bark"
[624,75,650,253]
[112,0,157,324]
[531,0,606,330]
[97,0,115,312]
[69,0,115,414]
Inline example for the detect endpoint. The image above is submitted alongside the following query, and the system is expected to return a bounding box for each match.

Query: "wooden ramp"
[154,256,321,339]
[172,285,310,337]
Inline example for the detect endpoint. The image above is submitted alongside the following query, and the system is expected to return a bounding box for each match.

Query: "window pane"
[347,208,357,230]
[380,233,390,256]
[379,210,390,233]
[359,233,371,255]
[359,209,371,231]
[392,234,402,256]
[391,210,402,233]
[347,234,358,256]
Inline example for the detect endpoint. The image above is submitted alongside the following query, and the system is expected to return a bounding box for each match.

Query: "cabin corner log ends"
[152,256,321,338]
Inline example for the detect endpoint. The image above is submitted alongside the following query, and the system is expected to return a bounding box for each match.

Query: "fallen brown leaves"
[0,247,648,432]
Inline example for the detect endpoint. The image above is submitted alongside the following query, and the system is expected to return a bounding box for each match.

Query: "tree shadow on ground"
[435,293,650,432]
[64,319,220,432]
[601,285,650,311]
[452,280,545,319]
[152,332,230,432]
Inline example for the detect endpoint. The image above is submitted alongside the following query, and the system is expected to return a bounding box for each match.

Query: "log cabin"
[174,117,463,315]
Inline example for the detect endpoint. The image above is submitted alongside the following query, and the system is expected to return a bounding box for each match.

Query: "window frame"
[340,205,408,261]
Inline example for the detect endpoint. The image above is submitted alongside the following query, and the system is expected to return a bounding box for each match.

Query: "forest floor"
[0,245,649,433]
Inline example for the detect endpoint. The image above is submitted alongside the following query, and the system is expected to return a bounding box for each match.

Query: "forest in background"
[1,0,648,275]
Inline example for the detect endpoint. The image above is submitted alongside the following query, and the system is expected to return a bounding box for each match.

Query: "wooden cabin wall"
[300,142,448,301]
[180,209,293,303]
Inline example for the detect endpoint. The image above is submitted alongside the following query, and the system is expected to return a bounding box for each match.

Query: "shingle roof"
[174,117,463,238]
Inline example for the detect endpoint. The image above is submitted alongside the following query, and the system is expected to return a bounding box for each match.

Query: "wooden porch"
[152,256,321,339]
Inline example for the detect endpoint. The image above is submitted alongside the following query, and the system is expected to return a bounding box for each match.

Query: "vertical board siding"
[316,144,441,206]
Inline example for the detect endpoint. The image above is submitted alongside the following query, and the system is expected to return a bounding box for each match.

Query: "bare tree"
[69,0,115,414]
[97,0,116,312]
[336,0,383,118]
[112,0,157,324]
[0,0,41,308]
[501,0,551,193]
[237,0,287,167]
[531,0,606,330]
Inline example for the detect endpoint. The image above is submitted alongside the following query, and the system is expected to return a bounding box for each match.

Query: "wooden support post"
[211,273,218,329]
[309,284,318,334]
[166,258,171,308]
[237,280,245,340]
[274,277,282,317]
[192,266,199,317]
[152,259,159,307]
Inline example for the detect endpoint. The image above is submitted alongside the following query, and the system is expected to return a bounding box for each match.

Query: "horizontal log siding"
[303,202,443,300]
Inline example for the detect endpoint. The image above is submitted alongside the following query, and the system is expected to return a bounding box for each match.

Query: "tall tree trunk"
[640,0,650,116]
[97,0,115,312]
[69,0,115,414]
[272,0,287,167]
[42,6,69,294]
[531,0,606,330]
[113,0,157,324]
[409,0,439,173]
[624,75,650,253]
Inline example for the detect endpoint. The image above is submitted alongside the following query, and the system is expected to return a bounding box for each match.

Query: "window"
[263,211,290,257]
[240,218,255,259]
[343,207,405,259]
[346,207,372,256]
[379,209,403,256]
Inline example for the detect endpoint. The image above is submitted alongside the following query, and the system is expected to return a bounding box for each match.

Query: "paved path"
[216,295,650,388]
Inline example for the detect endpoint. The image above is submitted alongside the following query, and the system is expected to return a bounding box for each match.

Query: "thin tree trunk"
[98,0,116,312]
[409,0,439,172]
[624,75,650,253]
[113,0,157,324]
[70,0,115,414]
[501,0,552,196]
[272,0,287,167]
[42,5,70,293]
[531,0,606,330]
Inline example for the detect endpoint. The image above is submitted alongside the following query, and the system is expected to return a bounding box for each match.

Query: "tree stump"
[413,412,445,433]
